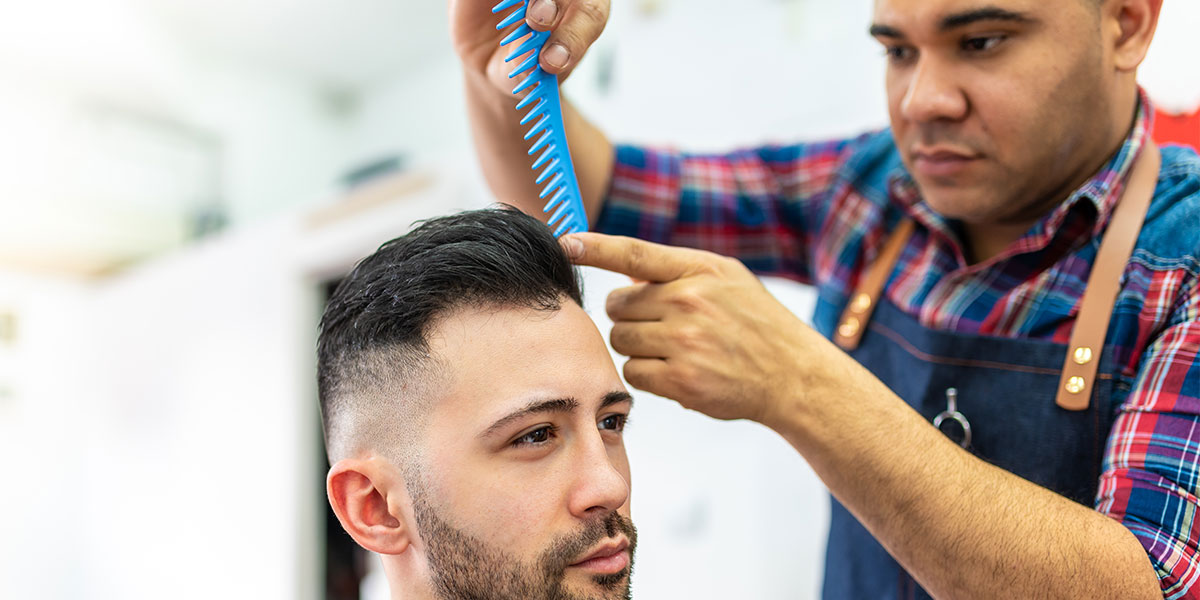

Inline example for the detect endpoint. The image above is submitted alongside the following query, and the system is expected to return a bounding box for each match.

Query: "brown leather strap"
[835,146,1160,411]
[834,219,915,351]
[1055,144,1161,411]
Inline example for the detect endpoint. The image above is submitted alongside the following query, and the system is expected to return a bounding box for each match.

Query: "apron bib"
[822,299,1118,599]
[821,145,1161,599]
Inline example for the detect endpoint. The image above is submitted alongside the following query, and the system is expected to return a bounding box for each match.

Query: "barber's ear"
[327,457,416,555]
[1108,0,1164,71]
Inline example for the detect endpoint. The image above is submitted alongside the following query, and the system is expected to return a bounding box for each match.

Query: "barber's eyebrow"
[479,391,632,439]
[939,7,1036,30]
[868,24,905,39]
[869,7,1036,39]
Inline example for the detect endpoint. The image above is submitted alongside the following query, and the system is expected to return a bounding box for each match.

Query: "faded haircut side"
[317,207,583,465]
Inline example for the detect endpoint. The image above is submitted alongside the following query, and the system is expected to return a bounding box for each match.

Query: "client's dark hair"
[317,207,582,462]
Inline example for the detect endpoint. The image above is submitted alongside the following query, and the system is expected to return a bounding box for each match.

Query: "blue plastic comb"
[492,0,589,236]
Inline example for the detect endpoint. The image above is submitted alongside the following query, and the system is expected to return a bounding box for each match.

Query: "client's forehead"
[424,302,625,429]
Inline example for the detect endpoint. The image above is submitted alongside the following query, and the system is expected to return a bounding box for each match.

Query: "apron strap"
[833,145,1162,413]
[1055,143,1161,411]
[833,219,915,351]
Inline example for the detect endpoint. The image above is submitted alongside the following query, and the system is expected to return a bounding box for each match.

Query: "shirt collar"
[1067,90,1154,237]
[888,90,1155,263]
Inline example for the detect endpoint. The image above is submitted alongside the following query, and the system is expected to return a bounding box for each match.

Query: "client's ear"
[327,456,415,555]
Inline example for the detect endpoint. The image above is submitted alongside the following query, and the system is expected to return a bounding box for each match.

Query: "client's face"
[412,301,637,600]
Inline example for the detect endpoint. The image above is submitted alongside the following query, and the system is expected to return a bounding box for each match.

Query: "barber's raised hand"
[562,233,840,427]
[449,0,610,94]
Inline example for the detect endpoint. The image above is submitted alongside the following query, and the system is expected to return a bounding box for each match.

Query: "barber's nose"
[568,438,630,518]
[899,57,968,124]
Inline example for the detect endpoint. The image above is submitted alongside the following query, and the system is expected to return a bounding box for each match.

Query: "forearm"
[463,70,614,226]
[771,357,1161,599]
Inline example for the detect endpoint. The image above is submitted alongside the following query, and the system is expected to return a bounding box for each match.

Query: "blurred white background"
[0,0,1195,598]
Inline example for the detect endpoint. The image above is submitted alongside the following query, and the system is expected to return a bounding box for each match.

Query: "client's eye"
[599,414,628,433]
[512,425,557,447]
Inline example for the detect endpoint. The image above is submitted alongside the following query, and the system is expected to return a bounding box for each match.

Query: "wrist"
[758,366,816,441]
[760,350,869,454]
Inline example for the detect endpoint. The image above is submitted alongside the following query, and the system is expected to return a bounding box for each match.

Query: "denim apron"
[821,145,1161,599]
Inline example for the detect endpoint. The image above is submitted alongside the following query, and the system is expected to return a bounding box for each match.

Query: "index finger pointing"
[561,232,714,283]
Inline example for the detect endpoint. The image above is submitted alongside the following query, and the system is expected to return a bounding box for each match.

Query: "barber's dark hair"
[317,206,583,461]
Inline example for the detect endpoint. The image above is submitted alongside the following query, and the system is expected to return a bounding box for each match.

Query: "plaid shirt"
[596,102,1200,598]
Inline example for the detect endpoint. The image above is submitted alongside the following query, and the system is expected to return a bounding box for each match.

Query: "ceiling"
[129,0,451,90]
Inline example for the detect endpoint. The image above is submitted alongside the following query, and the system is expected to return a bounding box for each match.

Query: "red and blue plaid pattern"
[596,101,1200,598]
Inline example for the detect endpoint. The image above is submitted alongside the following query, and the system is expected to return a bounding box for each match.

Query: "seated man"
[317,207,637,600]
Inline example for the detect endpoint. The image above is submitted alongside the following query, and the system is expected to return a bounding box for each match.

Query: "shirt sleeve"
[1096,280,1200,599]
[593,138,860,284]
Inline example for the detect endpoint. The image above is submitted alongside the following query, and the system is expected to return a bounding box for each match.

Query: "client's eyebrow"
[482,398,579,438]
[601,390,634,409]
[480,390,634,439]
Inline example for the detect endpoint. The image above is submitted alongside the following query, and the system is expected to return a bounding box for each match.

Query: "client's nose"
[567,435,631,518]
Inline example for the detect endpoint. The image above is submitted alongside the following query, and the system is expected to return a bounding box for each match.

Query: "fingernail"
[543,43,570,69]
[561,236,583,260]
[529,0,557,26]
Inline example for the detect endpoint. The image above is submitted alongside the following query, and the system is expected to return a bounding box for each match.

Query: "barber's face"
[874,0,1120,225]
[414,301,636,600]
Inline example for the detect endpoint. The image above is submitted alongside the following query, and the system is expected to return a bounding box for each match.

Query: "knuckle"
[549,5,604,52]
[674,324,706,350]
[609,324,636,351]
[669,285,705,313]
[626,240,648,266]
[572,0,609,26]
[548,27,580,51]
[605,292,624,316]
[606,284,642,316]
[624,242,649,277]
[669,365,701,397]
[622,361,650,388]
[694,252,732,276]
[715,255,743,272]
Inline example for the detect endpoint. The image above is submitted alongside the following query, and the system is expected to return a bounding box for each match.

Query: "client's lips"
[569,537,630,574]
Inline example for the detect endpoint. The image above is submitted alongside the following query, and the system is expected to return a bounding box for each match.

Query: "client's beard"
[410,491,637,600]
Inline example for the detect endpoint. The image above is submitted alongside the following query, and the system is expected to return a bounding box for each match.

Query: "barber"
[450,0,1200,597]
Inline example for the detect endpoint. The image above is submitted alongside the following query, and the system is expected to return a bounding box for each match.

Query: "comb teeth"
[492,0,525,12]
[492,0,589,236]
[518,99,547,125]
[495,6,526,30]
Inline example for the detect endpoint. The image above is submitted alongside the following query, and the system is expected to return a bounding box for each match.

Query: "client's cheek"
[442,488,553,544]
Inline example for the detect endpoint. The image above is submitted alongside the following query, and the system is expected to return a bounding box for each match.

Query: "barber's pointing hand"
[562,233,840,427]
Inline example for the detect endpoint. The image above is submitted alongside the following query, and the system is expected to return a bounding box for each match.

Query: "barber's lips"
[911,146,982,178]
[569,537,630,574]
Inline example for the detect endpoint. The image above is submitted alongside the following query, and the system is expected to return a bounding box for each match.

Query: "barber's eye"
[962,35,1006,53]
[884,45,917,63]
[599,414,628,432]
[513,425,556,447]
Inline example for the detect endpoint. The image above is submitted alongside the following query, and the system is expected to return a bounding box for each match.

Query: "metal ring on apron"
[933,388,972,449]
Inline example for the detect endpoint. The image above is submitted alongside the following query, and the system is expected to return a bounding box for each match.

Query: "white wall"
[0,274,93,598]
[0,225,323,599]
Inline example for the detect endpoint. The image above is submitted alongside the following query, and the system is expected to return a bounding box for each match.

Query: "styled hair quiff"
[317,207,583,463]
